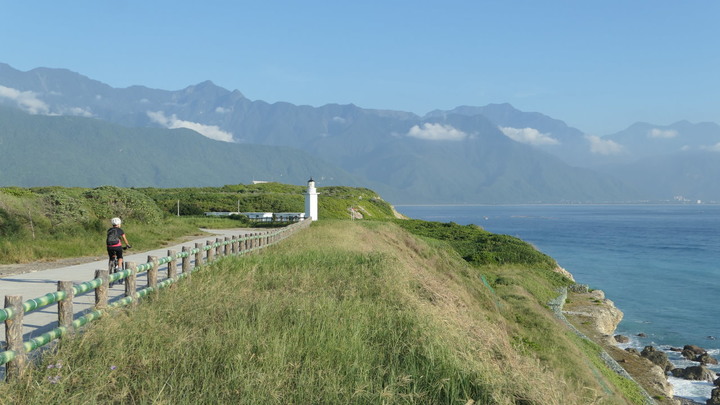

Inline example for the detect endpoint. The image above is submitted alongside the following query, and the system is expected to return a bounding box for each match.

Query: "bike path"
[0,228,252,345]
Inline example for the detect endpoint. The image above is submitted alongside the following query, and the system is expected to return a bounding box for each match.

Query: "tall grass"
[0,221,637,404]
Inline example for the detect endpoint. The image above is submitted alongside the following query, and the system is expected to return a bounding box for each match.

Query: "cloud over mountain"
[147,111,234,142]
[586,135,624,155]
[406,123,467,141]
[648,128,678,139]
[499,127,559,146]
[0,85,49,115]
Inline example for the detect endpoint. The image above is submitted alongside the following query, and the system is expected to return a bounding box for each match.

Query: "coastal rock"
[614,335,630,344]
[554,266,576,282]
[670,365,716,382]
[697,353,719,365]
[625,347,640,355]
[682,345,707,360]
[569,283,589,293]
[641,346,674,372]
[584,290,624,337]
[645,363,675,399]
[562,289,623,341]
[708,387,720,405]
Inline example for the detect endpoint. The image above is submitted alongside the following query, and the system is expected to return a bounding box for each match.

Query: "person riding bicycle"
[106,217,131,271]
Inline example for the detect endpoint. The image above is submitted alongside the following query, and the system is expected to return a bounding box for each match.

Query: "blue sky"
[1,1,718,135]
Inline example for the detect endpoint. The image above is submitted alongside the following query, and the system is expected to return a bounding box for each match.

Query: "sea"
[396,204,719,403]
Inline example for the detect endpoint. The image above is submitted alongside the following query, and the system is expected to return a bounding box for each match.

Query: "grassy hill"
[0,220,647,404]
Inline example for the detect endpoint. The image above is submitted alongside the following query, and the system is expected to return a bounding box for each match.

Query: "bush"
[394,219,557,270]
[83,186,163,224]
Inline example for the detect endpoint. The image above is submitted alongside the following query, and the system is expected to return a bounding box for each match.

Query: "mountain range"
[1,62,718,204]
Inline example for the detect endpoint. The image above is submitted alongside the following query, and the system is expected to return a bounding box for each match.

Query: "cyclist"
[106,217,131,271]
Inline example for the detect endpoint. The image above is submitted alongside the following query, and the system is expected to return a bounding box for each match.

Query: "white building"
[305,178,318,221]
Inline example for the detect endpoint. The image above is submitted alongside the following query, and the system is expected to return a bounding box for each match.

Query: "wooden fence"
[0,220,310,380]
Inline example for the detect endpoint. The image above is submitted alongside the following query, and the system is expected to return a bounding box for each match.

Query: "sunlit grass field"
[0,221,644,404]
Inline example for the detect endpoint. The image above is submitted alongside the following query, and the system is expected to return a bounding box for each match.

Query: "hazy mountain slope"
[605,150,720,201]
[0,106,367,189]
[604,121,720,162]
[425,103,609,168]
[351,114,637,204]
[0,62,673,203]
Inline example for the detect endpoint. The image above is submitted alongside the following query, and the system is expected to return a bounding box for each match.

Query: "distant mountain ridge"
[0,105,368,190]
[1,62,719,203]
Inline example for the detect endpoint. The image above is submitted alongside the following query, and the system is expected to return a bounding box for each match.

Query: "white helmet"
[111,217,122,226]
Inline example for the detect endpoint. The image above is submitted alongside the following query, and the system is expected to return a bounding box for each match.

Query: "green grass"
[0,221,643,404]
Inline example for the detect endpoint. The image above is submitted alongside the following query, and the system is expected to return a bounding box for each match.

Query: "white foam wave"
[668,376,715,404]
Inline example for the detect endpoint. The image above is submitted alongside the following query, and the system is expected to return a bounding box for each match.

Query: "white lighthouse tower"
[305,178,318,221]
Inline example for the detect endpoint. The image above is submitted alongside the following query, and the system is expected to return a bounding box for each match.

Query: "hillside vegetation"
[0,220,646,404]
[0,183,396,263]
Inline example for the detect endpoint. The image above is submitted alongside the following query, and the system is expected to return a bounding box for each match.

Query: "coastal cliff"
[560,284,681,404]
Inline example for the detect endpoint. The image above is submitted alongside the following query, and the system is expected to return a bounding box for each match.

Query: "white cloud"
[332,116,346,124]
[0,85,50,114]
[499,126,559,146]
[586,135,624,155]
[147,111,234,142]
[406,123,467,141]
[701,142,720,152]
[63,107,93,117]
[648,128,678,139]
[215,106,231,114]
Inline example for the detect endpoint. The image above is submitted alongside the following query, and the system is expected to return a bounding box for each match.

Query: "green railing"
[1,220,311,380]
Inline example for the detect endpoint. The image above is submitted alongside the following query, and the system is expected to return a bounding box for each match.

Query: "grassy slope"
[0,221,643,404]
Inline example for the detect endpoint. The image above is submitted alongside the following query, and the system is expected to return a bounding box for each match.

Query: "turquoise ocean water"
[396,204,719,402]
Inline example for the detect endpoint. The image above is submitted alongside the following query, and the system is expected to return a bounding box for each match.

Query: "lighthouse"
[305,178,318,221]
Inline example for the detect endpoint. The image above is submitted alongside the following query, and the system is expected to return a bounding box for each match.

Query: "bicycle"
[108,246,129,287]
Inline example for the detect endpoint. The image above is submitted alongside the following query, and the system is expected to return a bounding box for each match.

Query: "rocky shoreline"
[553,283,719,405]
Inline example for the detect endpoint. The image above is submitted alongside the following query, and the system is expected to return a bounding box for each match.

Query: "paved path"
[0,228,252,346]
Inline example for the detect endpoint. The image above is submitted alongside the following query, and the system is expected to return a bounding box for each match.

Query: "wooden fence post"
[95,270,109,309]
[216,237,223,257]
[126,262,137,306]
[207,240,215,263]
[195,243,203,268]
[182,246,191,273]
[57,281,74,330]
[148,256,158,290]
[167,250,177,281]
[224,236,231,256]
[5,295,26,380]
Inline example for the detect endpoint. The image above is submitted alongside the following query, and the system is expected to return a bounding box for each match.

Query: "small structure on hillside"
[204,179,318,222]
[305,178,318,221]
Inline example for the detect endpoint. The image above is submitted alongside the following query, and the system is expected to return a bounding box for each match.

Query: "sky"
[1,1,718,135]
